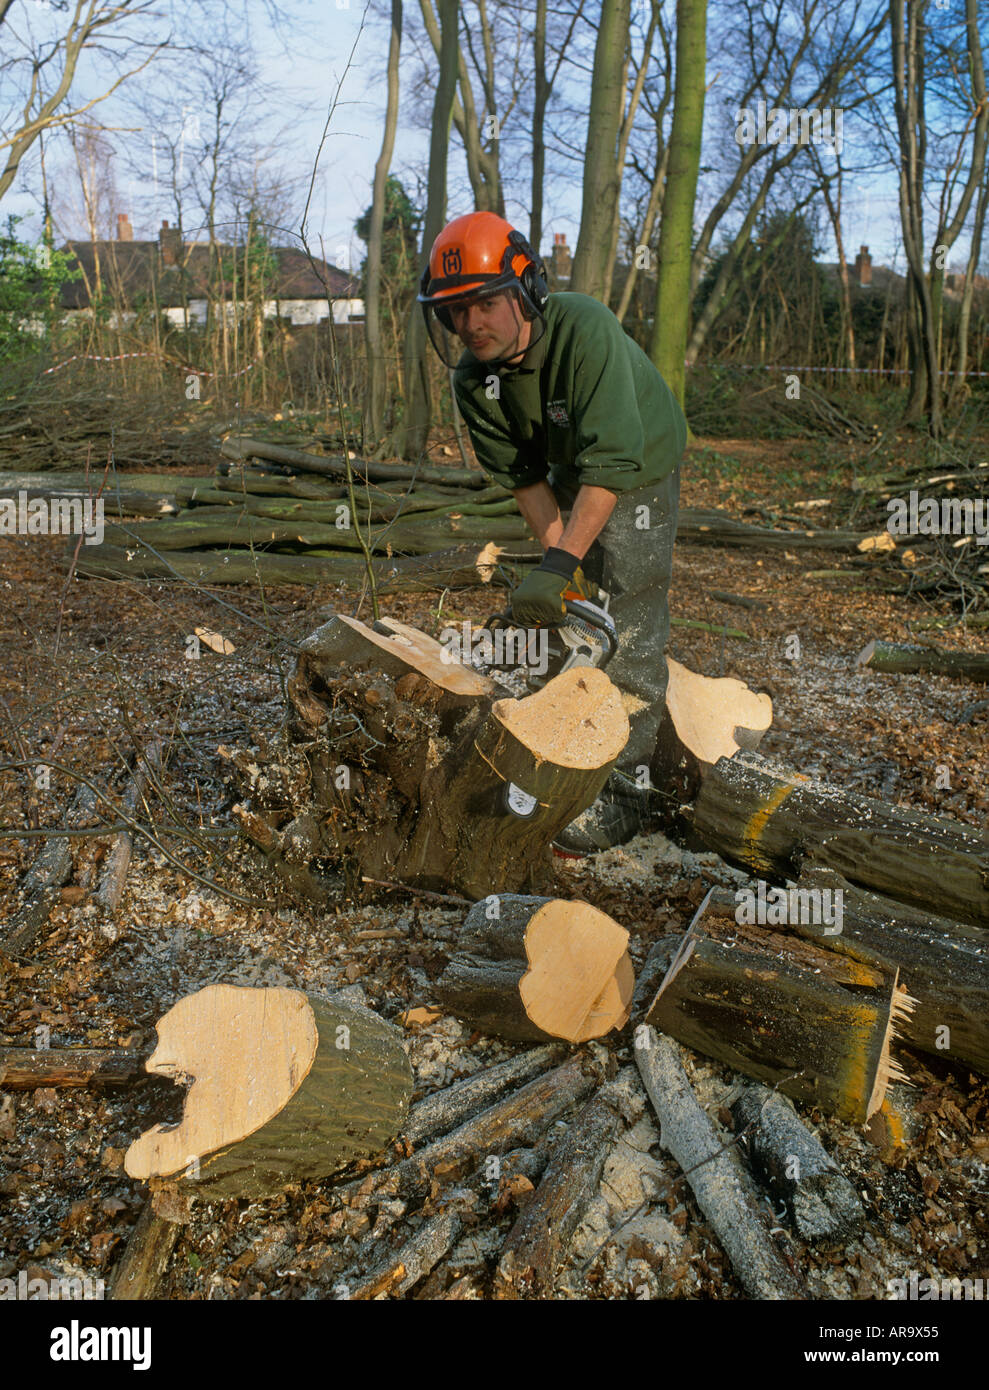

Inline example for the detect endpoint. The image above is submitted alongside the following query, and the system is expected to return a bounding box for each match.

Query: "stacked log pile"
[9,435,886,590]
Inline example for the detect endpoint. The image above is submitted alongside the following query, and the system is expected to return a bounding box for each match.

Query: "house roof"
[56,239,359,309]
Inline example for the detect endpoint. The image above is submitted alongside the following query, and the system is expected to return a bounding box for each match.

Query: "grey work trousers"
[551,466,680,781]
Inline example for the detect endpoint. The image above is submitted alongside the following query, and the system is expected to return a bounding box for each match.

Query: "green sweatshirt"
[452,291,686,495]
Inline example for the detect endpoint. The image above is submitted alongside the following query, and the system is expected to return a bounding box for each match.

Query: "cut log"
[222,612,629,900]
[73,543,515,592]
[652,659,773,802]
[730,1084,865,1243]
[387,1052,608,1204]
[221,436,493,490]
[108,1198,181,1301]
[493,1069,638,1299]
[791,865,989,1075]
[435,894,634,1043]
[2,785,99,954]
[124,985,413,1200]
[635,1028,806,1299]
[644,895,915,1125]
[856,639,989,684]
[692,751,989,929]
[0,1046,148,1089]
[95,740,162,916]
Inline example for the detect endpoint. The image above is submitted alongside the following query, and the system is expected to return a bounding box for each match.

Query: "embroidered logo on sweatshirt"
[546,399,570,427]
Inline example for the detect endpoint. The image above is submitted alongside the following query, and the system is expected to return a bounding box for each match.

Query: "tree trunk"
[856,639,989,684]
[363,0,403,450]
[692,751,989,928]
[397,0,458,460]
[650,0,707,405]
[644,902,913,1125]
[221,613,629,900]
[570,0,630,299]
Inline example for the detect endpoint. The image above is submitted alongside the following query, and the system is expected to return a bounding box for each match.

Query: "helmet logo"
[441,246,463,277]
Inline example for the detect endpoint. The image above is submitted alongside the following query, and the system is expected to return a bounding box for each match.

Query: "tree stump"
[221,612,629,900]
[124,985,413,1200]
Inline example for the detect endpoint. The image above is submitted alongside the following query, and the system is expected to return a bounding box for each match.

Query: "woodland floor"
[0,431,986,1300]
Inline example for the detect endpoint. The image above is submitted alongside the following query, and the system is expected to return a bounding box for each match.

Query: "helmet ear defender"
[507,230,549,316]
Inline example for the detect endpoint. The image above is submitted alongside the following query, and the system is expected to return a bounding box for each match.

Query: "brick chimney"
[550,231,571,284]
[854,244,872,287]
[159,219,182,267]
[116,213,133,242]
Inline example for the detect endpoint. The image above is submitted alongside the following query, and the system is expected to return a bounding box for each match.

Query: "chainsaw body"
[480,596,617,693]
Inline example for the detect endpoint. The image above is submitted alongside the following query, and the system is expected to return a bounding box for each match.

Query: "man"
[419,210,686,852]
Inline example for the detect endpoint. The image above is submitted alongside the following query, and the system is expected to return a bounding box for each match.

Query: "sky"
[1,0,975,279]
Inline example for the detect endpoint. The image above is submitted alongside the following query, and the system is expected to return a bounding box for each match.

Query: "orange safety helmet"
[418,212,548,365]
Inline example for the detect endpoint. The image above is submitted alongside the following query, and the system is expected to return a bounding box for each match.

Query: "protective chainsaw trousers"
[550,464,680,783]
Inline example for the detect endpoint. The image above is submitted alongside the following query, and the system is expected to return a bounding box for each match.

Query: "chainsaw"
[478,594,618,694]
[476,593,619,819]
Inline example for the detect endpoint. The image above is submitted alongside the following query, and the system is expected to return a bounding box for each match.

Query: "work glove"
[510,547,590,626]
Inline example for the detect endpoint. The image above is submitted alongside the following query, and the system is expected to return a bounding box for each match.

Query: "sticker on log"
[435,894,634,1043]
[124,985,413,1200]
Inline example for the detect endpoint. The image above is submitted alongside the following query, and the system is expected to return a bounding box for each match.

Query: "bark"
[221,436,490,489]
[108,1199,181,1302]
[94,740,162,915]
[363,0,403,449]
[731,1084,865,1243]
[493,1069,640,1298]
[856,639,989,684]
[644,902,913,1125]
[387,1052,609,1204]
[570,0,630,299]
[635,1028,806,1298]
[650,0,707,404]
[404,1045,566,1145]
[3,785,98,955]
[399,0,459,460]
[890,0,942,435]
[0,1047,148,1089]
[792,865,989,1076]
[692,751,989,928]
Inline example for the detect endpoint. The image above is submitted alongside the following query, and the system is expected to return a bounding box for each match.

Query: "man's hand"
[510,549,591,626]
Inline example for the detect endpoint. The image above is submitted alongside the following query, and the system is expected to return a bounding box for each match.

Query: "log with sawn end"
[222,612,629,900]
[124,985,413,1200]
[435,894,634,1043]
[644,893,915,1125]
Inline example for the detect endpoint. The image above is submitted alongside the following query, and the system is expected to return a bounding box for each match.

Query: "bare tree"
[0,0,162,204]
[570,0,630,297]
[364,0,403,450]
